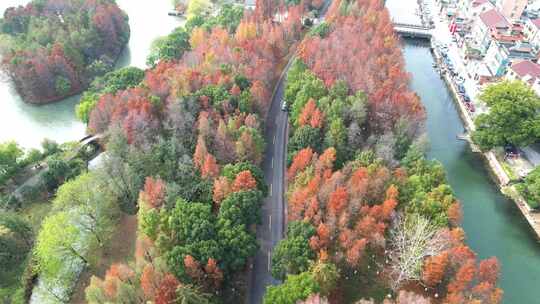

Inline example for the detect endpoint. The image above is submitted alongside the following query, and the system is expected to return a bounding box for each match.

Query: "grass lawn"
[69,213,138,304]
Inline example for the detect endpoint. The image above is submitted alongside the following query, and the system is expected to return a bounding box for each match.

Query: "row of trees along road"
[25,0,328,303]
[265,0,503,303]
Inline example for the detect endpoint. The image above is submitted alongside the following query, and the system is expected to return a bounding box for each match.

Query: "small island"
[0,0,130,104]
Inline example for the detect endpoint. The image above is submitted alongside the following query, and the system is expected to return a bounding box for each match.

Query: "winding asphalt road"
[248,59,290,304]
[248,3,332,303]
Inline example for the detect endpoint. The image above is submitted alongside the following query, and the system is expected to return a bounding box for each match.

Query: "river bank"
[403,40,540,304]
[430,41,540,241]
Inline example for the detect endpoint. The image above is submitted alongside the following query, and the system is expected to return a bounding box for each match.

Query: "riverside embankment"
[403,40,540,304]
[430,43,540,241]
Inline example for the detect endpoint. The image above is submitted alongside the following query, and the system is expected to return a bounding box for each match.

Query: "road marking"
[270,183,273,195]
[271,158,274,169]
[273,135,276,145]
[269,215,272,230]
[267,252,271,271]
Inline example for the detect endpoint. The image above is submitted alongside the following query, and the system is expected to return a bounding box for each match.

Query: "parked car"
[281,100,288,111]
[463,94,471,103]
[457,84,465,94]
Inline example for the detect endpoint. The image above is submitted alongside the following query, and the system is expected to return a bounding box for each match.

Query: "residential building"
[497,0,528,21]
[526,1,540,18]
[471,9,511,53]
[458,0,494,21]
[491,22,525,43]
[524,17,540,47]
[484,41,537,76]
[484,41,511,76]
[456,0,494,33]
[506,60,540,84]
[440,0,460,16]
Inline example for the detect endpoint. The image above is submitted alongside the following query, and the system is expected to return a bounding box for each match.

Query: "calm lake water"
[403,40,540,304]
[0,0,182,148]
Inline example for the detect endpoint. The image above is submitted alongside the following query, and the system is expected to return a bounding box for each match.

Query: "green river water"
[403,40,540,304]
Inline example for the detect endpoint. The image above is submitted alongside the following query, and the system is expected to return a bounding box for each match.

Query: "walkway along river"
[0,0,182,148]
[403,40,540,304]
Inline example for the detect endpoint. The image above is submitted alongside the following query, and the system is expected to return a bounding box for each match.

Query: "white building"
[497,0,528,21]
[457,0,494,21]
[484,41,510,76]
[524,17,540,47]
[471,9,511,53]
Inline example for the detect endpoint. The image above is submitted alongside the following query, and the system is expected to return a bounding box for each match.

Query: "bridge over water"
[9,134,104,201]
[386,0,432,39]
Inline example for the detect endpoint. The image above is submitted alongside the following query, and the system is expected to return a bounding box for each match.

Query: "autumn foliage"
[140,177,167,209]
[232,170,258,192]
[84,0,312,302]
[1,0,130,103]
[279,0,502,301]
[287,147,397,267]
[299,0,425,133]
[299,98,324,128]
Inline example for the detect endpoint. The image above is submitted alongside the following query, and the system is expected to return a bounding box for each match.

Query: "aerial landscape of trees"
[79,2,309,302]
[267,0,503,302]
[0,0,130,103]
[76,66,145,123]
[0,0,314,302]
[0,0,506,302]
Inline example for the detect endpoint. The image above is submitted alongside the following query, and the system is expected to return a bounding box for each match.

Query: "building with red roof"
[507,60,540,85]
[472,8,511,53]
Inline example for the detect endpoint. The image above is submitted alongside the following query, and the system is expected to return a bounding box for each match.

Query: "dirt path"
[69,213,138,303]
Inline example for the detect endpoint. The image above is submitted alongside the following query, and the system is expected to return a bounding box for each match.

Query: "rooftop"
[472,0,489,8]
[530,18,540,29]
[480,9,510,29]
[510,60,540,83]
